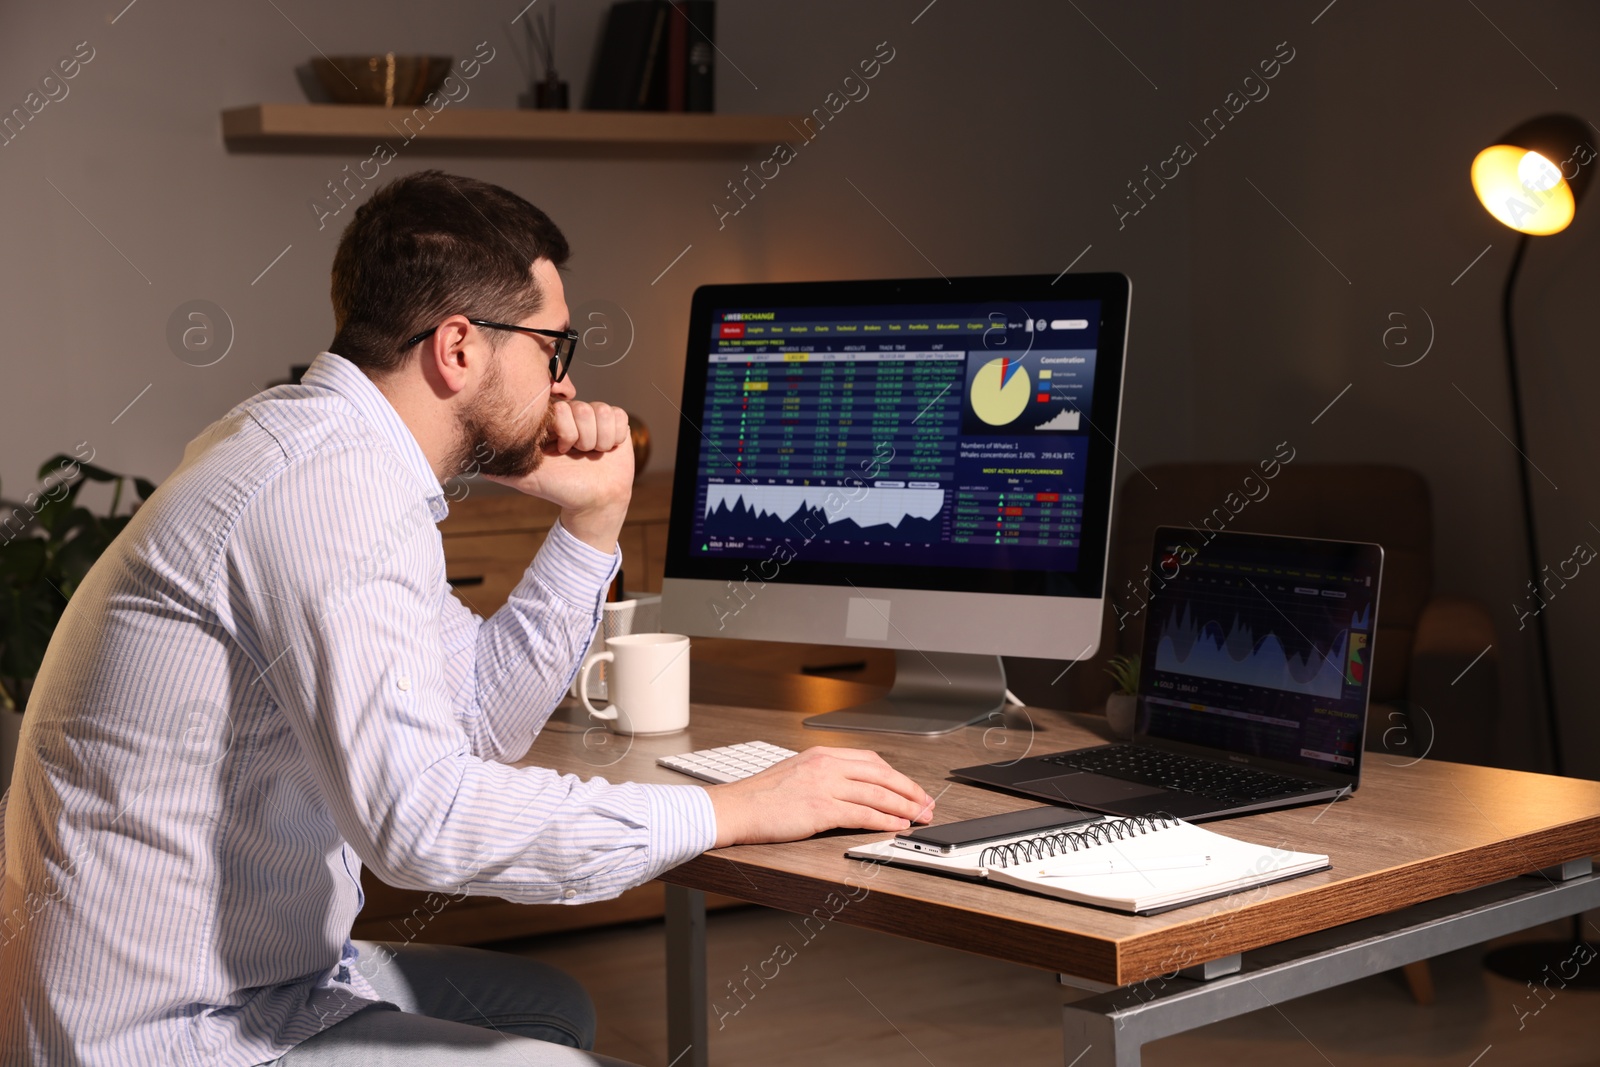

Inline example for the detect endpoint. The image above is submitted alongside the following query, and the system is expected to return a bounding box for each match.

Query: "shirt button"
[563,889,577,900]
[397,676,412,691]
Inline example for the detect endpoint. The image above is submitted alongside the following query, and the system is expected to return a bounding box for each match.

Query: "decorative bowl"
[312,54,453,107]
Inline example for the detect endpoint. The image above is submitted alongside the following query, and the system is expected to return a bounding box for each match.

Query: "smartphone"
[894,807,1100,855]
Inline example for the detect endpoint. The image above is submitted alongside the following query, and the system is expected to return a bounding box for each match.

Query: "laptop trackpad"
[1012,773,1168,805]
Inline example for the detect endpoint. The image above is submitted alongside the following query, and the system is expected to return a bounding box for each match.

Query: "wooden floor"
[491,903,1600,1066]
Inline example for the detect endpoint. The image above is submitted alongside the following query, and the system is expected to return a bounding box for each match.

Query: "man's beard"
[450,358,557,480]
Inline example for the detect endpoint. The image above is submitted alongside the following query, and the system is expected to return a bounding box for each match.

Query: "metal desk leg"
[665,885,708,1067]
[1059,955,1240,1066]
[1060,1007,1134,1067]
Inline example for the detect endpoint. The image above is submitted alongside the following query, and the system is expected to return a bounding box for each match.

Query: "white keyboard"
[657,741,798,784]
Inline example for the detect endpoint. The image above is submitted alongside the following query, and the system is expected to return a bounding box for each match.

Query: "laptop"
[953,527,1384,821]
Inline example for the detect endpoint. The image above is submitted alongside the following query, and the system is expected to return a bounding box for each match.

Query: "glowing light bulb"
[1517,150,1561,192]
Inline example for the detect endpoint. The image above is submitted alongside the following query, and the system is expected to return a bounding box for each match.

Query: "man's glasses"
[403,319,581,384]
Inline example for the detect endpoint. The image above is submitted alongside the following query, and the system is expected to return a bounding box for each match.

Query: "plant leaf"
[46,505,95,541]
[0,537,46,580]
[4,456,160,701]
[65,460,118,483]
[36,454,76,481]
[55,538,104,589]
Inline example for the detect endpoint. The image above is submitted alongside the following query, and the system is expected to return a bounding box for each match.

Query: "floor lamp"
[1469,113,1597,983]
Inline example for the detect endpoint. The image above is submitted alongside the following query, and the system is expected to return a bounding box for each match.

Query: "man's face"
[456,258,572,479]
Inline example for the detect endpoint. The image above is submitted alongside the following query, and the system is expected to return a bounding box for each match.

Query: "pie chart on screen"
[970,356,1031,426]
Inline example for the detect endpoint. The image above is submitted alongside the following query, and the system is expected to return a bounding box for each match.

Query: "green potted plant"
[0,453,154,788]
[1103,653,1140,740]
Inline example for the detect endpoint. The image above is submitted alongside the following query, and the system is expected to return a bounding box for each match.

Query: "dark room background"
[2,0,1596,774]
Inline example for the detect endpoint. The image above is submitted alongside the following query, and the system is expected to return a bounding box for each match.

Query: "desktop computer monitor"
[660,273,1132,734]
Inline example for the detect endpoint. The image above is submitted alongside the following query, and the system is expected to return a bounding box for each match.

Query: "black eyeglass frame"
[403,319,581,383]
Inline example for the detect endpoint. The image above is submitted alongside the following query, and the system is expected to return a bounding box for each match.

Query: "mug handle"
[578,651,618,720]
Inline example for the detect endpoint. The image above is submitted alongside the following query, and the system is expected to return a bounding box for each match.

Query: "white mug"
[569,595,662,701]
[578,633,691,735]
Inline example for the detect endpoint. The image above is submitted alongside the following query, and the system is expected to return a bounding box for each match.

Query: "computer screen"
[1136,527,1384,779]
[660,273,1131,731]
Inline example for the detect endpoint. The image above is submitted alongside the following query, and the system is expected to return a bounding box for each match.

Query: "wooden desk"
[527,663,1600,1066]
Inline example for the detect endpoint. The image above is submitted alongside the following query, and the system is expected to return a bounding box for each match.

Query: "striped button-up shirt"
[0,352,717,1065]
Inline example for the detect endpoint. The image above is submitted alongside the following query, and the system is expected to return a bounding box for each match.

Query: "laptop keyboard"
[1040,746,1314,802]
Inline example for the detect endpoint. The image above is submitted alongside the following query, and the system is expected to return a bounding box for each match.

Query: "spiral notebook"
[845,815,1329,914]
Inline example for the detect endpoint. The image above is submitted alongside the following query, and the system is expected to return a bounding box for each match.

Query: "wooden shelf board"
[222,104,801,157]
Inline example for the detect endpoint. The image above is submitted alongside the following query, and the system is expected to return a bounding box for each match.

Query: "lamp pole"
[1482,231,1599,985]
[1498,231,1565,775]
[1475,113,1596,984]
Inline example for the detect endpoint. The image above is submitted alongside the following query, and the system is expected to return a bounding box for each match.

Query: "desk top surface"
[526,661,1600,986]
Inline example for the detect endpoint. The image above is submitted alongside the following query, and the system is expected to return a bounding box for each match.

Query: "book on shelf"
[846,814,1330,915]
[666,2,688,112]
[586,1,665,110]
[587,0,715,112]
[679,1,715,112]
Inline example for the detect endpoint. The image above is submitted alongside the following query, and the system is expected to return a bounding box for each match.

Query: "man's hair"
[328,170,570,373]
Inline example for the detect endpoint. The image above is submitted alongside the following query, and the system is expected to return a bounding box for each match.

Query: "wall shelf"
[221,104,800,158]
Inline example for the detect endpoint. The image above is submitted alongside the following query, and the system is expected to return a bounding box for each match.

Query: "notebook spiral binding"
[979,814,1180,869]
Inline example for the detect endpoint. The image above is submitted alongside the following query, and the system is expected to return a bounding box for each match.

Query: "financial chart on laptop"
[1136,527,1382,777]
[953,528,1384,821]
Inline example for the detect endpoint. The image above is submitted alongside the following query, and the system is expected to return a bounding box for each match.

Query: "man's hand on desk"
[705,747,935,848]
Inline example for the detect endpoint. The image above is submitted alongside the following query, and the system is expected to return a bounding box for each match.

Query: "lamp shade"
[1471,113,1594,235]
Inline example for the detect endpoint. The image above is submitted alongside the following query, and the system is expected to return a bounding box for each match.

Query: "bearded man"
[0,171,933,1066]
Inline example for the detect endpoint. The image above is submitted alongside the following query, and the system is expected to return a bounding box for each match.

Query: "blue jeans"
[266,940,640,1066]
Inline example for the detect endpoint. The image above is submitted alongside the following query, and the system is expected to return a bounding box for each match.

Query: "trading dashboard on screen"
[691,301,1098,574]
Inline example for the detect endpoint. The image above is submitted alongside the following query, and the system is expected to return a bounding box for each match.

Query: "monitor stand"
[801,651,1007,736]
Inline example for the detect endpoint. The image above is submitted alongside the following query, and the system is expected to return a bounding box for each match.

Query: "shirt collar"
[301,352,449,522]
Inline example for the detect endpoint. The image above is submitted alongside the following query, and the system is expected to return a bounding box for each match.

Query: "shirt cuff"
[644,783,720,868]
[529,519,622,618]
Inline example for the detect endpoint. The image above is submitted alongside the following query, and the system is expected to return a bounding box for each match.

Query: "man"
[0,170,934,1066]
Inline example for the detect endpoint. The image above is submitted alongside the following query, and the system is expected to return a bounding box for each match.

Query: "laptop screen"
[1134,527,1384,779]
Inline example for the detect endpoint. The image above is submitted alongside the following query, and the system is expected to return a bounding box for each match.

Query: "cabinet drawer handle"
[447,576,485,588]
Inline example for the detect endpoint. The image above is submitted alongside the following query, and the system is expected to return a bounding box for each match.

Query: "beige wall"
[3,1,1596,772]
